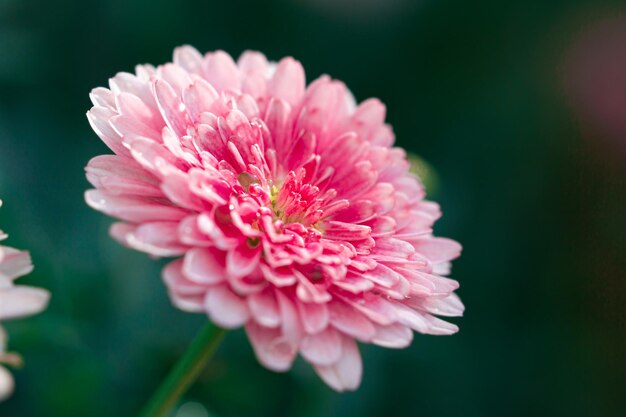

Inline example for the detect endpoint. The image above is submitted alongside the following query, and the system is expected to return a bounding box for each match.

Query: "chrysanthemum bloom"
[85,46,463,391]
[0,202,50,401]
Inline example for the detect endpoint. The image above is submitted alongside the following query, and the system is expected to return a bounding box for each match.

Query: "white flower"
[0,201,50,401]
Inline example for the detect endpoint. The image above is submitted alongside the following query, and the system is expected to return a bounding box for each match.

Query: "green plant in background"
[408,153,439,197]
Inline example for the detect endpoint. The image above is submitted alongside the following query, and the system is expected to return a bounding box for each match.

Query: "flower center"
[269,171,324,227]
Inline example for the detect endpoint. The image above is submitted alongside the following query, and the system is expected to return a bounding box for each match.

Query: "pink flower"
[0,201,50,401]
[85,46,463,391]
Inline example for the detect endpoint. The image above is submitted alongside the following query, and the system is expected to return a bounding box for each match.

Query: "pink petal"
[125,136,184,178]
[276,291,303,347]
[238,51,269,98]
[85,190,188,223]
[182,248,226,285]
[328,300,376,342]
[296,77,346,148]
[405,293,465,317]
[332,275,375,294]
[110,221,187,257]
[158,63,192,94]
[263,98,293,161]
[370,124,395,147]
[246,321,296,372]
[0,365,15,401]
[267,57,305,106]
[371,323,413,348]
[300,326,342,366]
[182,79,220,122]
[177,215,213,246]
[89,87,115,109]
[347,98,386,143]
[393,303,459,335]
[295,271,331,303]
[161,127,200,166]
[173,45,204,74]
[259,264,297,287]
[421,314,459,335]
[0,248,32,281]
[115,91,161,132]
[330,199,376,223]
[248,288,281,328]
[86,107,128,156]
[110,113,161,142]
[226,243,261,280]
[162,260,206,313]
[197,213,239,250]
[413,237,462,264]
[402,269,459,296]
[342,293,397,325]
[109,71,156,110]
[358,264,402,288]
[285,131,316,172]
[313,336,362,392]
[205,285,250,329]
[297,301,329,334]
[393,303,432,334]
[372,238,415,260]
[202,50,240,92]
[0,286,50,321]
[161,172,206,211]
[323,221,371,241]
[238,51,269,77]
[85,155,162,197]
[153,79,189,138]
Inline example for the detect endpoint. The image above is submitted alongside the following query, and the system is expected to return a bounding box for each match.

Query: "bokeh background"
[1,0,625,416]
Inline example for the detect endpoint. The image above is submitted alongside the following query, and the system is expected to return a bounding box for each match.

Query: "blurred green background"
[1,0,624,416]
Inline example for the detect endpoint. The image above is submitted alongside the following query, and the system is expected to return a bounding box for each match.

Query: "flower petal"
[246,321,296,372]
[182,248,226,285]
[313,336,362,392]
[0,286,50,321]
[300,326,342,366]
[267,57,305,106]
[248,288,281,328]
[205,285,250,329]
[298,301,329,334]
[0,248,32,282]
[0,365,15,402]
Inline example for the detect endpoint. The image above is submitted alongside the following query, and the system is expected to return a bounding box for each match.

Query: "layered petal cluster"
[85,46,463,391]
[0,201,50,401]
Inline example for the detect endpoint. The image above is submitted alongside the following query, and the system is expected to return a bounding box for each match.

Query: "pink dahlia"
[0,201,50,401]
[85,46,463,391]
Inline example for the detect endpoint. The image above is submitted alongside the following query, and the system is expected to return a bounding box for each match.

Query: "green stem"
[139,323,227,417]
